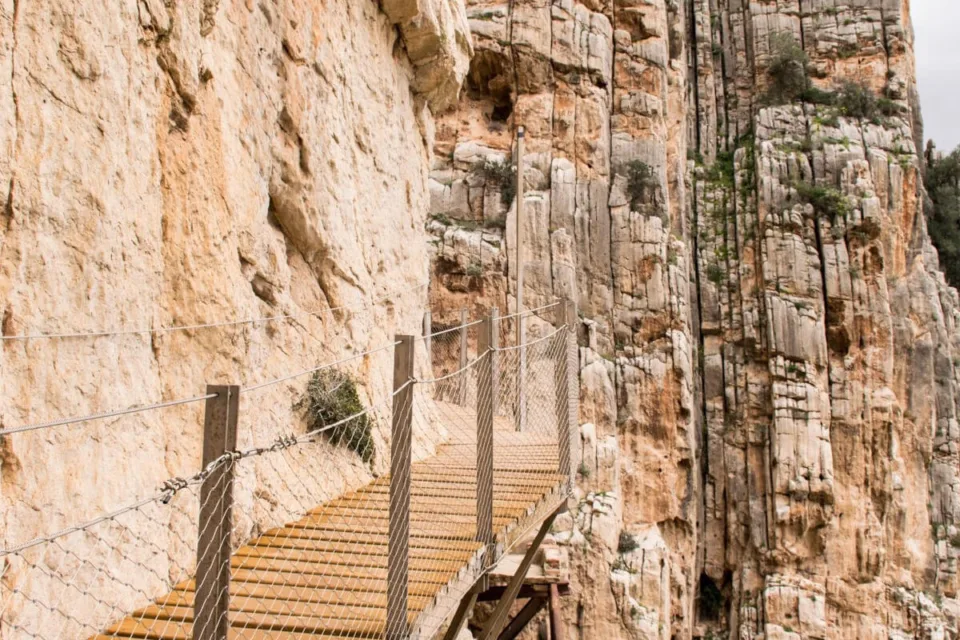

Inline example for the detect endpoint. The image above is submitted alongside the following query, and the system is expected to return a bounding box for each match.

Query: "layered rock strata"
[428,0,960,637]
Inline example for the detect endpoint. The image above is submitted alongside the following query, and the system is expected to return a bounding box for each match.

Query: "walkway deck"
[94,405,566,640]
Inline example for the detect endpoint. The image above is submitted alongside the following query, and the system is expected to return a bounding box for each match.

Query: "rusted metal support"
[498,597,547,640]
[387,335,415,640]
[195,385,240,640]
[477,508,561,640]
[549,583,565,640]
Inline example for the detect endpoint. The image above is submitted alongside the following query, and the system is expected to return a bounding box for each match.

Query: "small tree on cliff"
[765,33,809,105]
[924,142,960,289]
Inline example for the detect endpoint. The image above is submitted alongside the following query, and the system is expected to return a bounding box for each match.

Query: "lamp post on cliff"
[516,126,526,432]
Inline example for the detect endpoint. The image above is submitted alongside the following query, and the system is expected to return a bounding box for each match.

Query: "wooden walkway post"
[476,316,495,555]
[490,307,500,416]
[555,299,577,485]
[458,308,469,406]
[195,385,240,640]
[387,335,415,640]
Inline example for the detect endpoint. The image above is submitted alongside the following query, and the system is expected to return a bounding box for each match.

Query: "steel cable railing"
[1,303,577,640]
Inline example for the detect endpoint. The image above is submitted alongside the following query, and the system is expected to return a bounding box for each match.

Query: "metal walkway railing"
[0,301,578,640]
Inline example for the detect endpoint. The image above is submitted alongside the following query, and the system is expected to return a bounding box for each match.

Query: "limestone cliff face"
[0,0,469,626]
[428,0,960,638]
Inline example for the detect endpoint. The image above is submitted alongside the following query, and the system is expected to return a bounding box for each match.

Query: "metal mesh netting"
[0,308,573,640]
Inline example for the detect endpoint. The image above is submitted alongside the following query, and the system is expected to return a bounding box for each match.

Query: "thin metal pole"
[387,336,415,640]
[423,311,432,375]
[516,126,526,432]
[195,385,240,640]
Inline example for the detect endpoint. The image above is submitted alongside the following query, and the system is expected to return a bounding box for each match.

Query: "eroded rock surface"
[429,0,960,637]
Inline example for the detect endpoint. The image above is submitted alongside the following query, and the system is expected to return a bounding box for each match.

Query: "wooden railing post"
[387,335,415,640]
[476,316,495,557]
[195,385,240,640]
[458,308,469,406]
[555,299,577,486]
[490,307,500,416]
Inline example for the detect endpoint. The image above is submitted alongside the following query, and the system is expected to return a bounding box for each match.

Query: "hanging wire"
[241,341,401,394]
[0,393,217,438]
[0,281,428,342]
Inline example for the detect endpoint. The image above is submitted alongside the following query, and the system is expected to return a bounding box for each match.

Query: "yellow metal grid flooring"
[94,404,565,640]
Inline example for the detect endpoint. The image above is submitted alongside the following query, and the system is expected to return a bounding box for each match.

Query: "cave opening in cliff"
[697,572,730,623]
[465,49,514,123]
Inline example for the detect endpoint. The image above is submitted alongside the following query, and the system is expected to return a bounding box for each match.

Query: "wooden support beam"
[195,385,240,640]
[387,336,415,640]
[498,597,547,640]
[441,582,482,640]
[477,509,560,640]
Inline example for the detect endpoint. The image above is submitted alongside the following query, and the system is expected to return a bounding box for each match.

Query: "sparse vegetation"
[295,370,375,463]
[623,160,657,210]
[795,182,852,221]
[924,142,960,290]
[465,262,483,277]
[706,263,725,285]
[618,532,639,554]
[578,462,592,479]
[477,157,517,207]
[765,33,809,104]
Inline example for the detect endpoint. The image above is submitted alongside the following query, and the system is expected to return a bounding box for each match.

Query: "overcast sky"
[913,1,960,152]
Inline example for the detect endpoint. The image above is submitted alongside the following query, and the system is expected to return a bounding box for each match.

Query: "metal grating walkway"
[93,407,565,640]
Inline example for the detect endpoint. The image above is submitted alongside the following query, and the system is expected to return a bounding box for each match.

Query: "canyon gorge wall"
[2,0,960,638]
[0,0,469,634]
[427,0,960,637]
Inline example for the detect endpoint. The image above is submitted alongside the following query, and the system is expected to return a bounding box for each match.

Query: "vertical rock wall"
[429,0,960,637]
[0,0,470,634]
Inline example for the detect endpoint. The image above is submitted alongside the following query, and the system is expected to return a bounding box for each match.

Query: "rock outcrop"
[428,0,960,637]
[3,0,960,638]
[0,1,468,633]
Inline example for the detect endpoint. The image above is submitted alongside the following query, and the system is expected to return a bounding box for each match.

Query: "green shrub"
[578,462,592,479]
[295,370,375,463]
[836,81,879,119]
[799,86,837,106]
[795,182,852,220]
[477,157,517,207]
[705,263,725,285]
[765,33,809,104]
[465,262,483,277]
[925,143,960,289]
[618,532,639,554]
[623,160,656,209]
